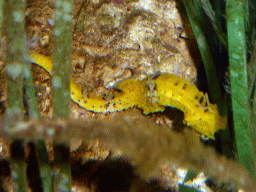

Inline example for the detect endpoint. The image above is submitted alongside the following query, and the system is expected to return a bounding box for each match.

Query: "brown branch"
[2,115,256,191]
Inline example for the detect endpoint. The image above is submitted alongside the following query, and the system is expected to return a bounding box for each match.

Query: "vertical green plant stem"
[182,0,232,159]
[23,67,52,192]
[4,0,26,121]
[226,0,254,175]
[36,139,53,192]
[23,20,53,192]
[0,0,3,35]
[23,55,52,192]
[182,0,223,107]
[53,1,74,191]
[245,0,256,52]
[53,0,73,119]
[201,0,227,47]
[23,62,40,119]
[3,0,29,191]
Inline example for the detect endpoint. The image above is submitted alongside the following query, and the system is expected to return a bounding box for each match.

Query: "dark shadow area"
[54,143,71,164]
[72,158,174,192]
[27,142,43,192]
[10,140,25,160]
[0,160,11,192]
[162,107,185,133]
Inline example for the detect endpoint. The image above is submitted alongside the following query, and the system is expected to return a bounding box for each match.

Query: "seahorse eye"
[199,96,204,104]
[174,82,179,86]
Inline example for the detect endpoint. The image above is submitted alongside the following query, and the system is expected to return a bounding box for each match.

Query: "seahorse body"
[29,53,226,138]
[71,76,164,114]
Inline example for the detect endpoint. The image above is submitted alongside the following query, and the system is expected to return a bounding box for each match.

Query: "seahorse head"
[185,104,227,139]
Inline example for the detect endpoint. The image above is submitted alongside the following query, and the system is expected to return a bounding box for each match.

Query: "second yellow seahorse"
[29,53,227,139]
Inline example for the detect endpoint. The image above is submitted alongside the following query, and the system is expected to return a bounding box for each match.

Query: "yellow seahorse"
[29,53,226,139]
